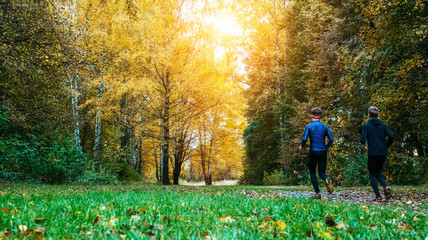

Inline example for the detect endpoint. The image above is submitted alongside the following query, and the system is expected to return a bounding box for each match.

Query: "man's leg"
[308,152,320,194]
[368,155,381,198]
[317,151,329,180]
[316,151,333,194]
[375,155,387,187]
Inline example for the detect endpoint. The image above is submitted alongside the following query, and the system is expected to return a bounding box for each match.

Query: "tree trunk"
[152,137,159,182]
[69,70,81,148]
[161,74,171,185]
[172,133,186,185]
[93,82,104,160]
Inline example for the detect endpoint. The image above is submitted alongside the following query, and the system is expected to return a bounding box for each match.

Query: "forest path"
[242,189,427,210]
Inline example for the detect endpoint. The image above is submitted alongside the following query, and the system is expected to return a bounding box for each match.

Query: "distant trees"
[0,0,245,184]
[241,0,427,185]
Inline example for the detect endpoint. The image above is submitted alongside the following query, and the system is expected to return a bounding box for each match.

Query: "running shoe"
[313,193,321,199]
[325,179,334,194]
[384,186,392,200]
[372,196,382,202]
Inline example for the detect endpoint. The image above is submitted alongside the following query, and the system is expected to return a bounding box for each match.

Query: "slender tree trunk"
[138,138,142,174]
[93,82,105,160]
[69,70,81,148]
[152,137,159,182]
[172,134,186,185]
[161,75,171,185]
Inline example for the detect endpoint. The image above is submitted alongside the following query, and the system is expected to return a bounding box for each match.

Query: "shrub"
[263,170,285,185]
[385,154,427,185]
[0,133,87,183]
[329,154,367,187]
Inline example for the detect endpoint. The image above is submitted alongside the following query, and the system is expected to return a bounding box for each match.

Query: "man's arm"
[385,125,394,148]
[300,126,309,147]
[360,124,367,144]
[325,127,334,149]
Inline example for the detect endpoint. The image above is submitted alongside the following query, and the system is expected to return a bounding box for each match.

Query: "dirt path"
[242,189,427,211]
[181,180,239,186]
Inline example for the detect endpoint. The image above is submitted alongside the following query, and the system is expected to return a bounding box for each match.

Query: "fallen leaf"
[109,218,119,226]
[4,230,12,237]
[264,216,272,222]
[18,225,28,233]
[1,208,11,214]
[163,216,171,225]
[93,215,100,225]
[24,228,35,236]
[140,208,147,213]
[336,222,346,229]
[196,232,209,238]
[273,221,286,230]
[398,222,412,230]
[220,216,235,222]
[370,225,378,230]
[35,230,44,239]
[156,224,164,231]
[131,215,141,223]
[316,222,323,228]
[257,222,270,229]
[325,215,337,227]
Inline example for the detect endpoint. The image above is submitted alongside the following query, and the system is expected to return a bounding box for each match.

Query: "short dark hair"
[311,107,322,116]
[368,106,379,118]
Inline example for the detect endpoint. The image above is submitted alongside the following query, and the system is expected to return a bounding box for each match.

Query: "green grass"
[0,183,426,239]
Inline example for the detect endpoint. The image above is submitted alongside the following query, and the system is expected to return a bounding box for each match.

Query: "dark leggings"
[368,155,388,197]
[307,151,329,194]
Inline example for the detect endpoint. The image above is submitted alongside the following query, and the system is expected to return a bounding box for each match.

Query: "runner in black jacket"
[360,106,394,201]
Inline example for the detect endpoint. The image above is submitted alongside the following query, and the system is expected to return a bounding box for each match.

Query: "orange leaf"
[264,216,272,221]
[4,230,12,237]
[1,207,11,214]
[196,232,209,238]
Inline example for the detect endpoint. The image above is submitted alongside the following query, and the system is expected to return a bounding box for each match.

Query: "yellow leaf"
[109,218,119,226]
[316,222,323,228]
[273,221,286,230]
[219,216,235,222]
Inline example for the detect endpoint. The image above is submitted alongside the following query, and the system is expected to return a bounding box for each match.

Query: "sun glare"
[214,14,243,36]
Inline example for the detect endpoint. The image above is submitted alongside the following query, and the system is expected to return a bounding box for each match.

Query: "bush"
[117,162,142,182]
[0,132,88,183]
[330,154,367,187]
[385,154,427,185]
[76,163,119,185]
[263,170,285,185]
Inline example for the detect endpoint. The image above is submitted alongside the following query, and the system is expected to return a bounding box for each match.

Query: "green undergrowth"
[0,184,426,239]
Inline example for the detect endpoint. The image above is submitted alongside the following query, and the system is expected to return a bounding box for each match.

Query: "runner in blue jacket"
[299,107,334,199]
[360,106,394,201]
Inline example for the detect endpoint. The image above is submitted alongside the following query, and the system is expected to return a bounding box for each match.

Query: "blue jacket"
[301,121,334,152]
[360,118,394,156]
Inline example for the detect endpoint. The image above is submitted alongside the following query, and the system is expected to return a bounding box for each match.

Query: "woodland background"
[0,0,426,186]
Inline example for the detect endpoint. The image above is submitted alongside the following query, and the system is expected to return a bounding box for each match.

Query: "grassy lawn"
[0,183,426,239]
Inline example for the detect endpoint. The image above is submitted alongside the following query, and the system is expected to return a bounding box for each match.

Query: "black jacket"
[360,118,394,156]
